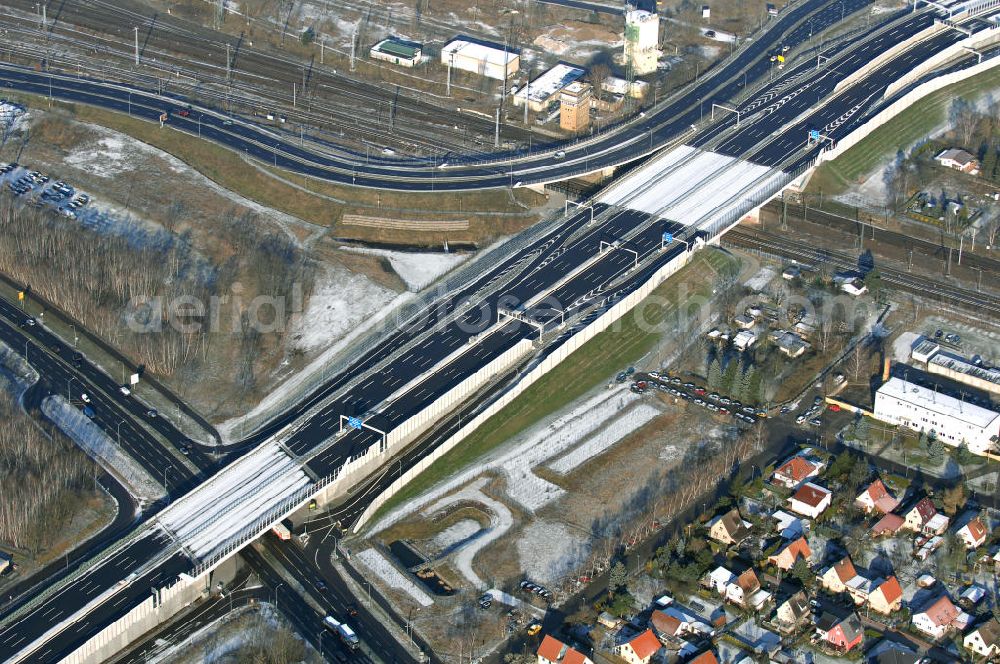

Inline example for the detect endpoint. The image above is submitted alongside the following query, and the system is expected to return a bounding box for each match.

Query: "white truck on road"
[323,616,360,650]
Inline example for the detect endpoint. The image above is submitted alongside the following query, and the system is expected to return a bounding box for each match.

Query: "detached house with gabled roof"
[821,557,863,595]
[768,536,812,571]
[788,483,832,519]
[869,576,904,615]
[912,595,963,640]
[775,591,810,633]
[855,478,899,514]
[772,455,823,488]
[537,635,593,664]
[815,611,864,652]
[904,497,950,535]
[726,568,771,610]
[617,629,662,664]
[964,617,1000,659]
[708,508,752,546]
[956,516,989,550]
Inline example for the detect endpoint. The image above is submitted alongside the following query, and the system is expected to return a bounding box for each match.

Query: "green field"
[807,64,1000,196]
[364,249,740,529]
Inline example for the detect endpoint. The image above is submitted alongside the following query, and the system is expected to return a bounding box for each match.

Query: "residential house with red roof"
[617,629,662,664]
[768,536,812,571]
[871,513,905,537]
[912,595,963,640]
[649,609,683,642]
[772,455,823,488]
[536,635,593,664]
[725,569,771,610]
[904,497,950,534]
[956,516,989,549]
[868,576,903,615]
[788,483,832,519]
[821,557,863,595]
[814,611,863,652]
[688,651,720,664]
[855,479,899,514]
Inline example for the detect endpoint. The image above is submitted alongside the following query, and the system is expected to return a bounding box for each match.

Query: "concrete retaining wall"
[352,246,694,533]
[57,573,205,664]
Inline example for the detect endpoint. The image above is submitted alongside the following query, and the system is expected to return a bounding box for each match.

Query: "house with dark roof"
[904,497,949,534]
[536,634,593,664]
[867,639,920,664]
[935,148,980,174]
[964,617,1000,659]
[815,611,863,652]
[708,508,752,546]
[775,591,810,633]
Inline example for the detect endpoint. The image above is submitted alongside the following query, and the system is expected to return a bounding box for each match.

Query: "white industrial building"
[441,39,519,80]
[512,63,585,112]
[873,377,999,455]
[624,10,660,75]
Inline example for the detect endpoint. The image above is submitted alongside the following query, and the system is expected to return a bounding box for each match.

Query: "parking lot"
[626,369,766,426]
[0,161,91,219]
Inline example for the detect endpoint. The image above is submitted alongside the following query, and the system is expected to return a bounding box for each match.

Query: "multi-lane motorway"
[0,0,877,189]
[2,0,999,660]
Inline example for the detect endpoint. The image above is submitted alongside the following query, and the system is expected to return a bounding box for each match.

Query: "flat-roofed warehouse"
[874,376,1000,455]
[441,39,519,80]
[370,38,422,67]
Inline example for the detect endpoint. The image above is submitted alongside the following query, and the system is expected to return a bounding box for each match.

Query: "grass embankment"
[367,249,740,527]
[8,93,544,245]
[807,64,1000,196]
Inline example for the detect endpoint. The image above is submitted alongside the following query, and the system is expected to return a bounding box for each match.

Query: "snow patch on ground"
[343,247,468,291]
[356,548,434,607]
[422,478,513,589]
[548,403,661,474]
[0,339,40,392]
[892,331,921,363]
[743,266,776,292]
[289,266,399,353]
[659,443,681,462]
[370,385,655,531]
[430,519,481,553]
[65,131,185,179]
[516,521,591,585]
[41,395,165,502]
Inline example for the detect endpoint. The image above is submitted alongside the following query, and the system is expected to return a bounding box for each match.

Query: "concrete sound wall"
[819,51,1000,163]
[352,247,694,533]
[57,573,205,664]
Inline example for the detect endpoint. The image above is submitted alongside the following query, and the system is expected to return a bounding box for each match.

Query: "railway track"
[724,228,1000,315]
[0,0,540,155]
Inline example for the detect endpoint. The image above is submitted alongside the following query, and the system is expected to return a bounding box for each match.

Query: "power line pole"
[134,27,139,66]
[226,42,231,81]
[350,26,357,71]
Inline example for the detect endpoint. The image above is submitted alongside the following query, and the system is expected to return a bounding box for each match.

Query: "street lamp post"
[273,582,284,608]
[68,377,77,401]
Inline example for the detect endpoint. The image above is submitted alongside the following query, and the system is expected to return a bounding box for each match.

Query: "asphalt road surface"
[0,0,878,189]
[2,1,996,659]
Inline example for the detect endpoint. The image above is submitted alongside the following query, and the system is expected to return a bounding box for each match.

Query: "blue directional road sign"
[809,129,821,141]
[347,416,363,430]
[662,231,674,244]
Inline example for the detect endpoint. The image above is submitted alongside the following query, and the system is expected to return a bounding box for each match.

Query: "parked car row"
[519,580,552,600]
[795,396,826,426]
[1,163,90,217]
[634,372,765,424]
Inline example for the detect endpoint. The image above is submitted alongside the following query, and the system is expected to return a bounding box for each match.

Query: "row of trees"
[0,391,100,552]
[706,355,763,404]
